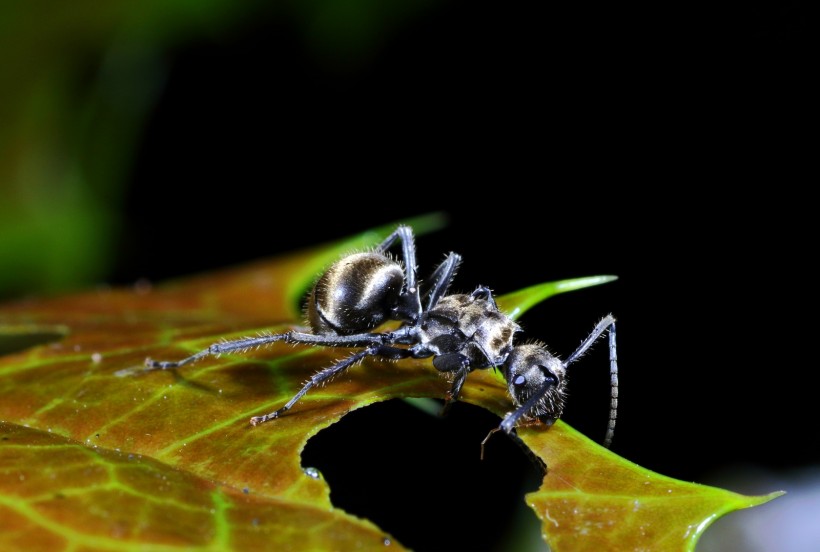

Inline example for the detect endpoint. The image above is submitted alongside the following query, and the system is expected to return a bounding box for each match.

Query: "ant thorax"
[414,293,520,368]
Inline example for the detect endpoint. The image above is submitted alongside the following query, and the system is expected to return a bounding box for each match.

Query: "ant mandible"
[145,225,619,446]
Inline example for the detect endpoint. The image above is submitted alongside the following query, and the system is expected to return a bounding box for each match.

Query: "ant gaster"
[145,226,619,446]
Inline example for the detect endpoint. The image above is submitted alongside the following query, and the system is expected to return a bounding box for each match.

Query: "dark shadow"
[302,399,548,552]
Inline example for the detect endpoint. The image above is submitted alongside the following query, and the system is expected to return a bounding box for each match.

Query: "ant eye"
[513,375,527,387]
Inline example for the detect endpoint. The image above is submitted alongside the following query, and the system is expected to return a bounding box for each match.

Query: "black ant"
[145,226,618,446]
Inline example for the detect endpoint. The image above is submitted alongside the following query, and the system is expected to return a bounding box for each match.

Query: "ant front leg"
[432,353,472,415]
[499,379,557,434]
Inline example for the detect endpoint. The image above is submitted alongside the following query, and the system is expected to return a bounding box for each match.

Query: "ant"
[145,225,619,446]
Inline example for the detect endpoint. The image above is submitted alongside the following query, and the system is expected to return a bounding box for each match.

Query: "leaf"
[515,423,783,552]
[0,216,781,550]
[468,288,783,552]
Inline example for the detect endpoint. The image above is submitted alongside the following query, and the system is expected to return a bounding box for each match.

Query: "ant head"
[503,343,567,425]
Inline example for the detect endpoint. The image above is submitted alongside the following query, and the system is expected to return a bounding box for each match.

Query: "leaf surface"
[0,216,780,550]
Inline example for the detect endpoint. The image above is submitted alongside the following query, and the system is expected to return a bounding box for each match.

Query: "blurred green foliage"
[0,0,434,299]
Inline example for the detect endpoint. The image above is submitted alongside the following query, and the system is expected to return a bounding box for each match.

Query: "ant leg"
[432,353,471,414]
[145,334,288,369]
[249,345,412,425]
[287,326,420,348]
[470,286,497,309]
[499,380,556,434]
[375,225,418,291]
[448,366,469,403]
[423,252,461,310]
[145,327,414,370]
[375,225,422,323]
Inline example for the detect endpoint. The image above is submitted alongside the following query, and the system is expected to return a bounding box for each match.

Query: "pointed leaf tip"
[498,275,618,320]
[515,423,787,552]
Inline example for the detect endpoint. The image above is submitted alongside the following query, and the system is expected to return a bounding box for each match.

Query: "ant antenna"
[564,315,618,448]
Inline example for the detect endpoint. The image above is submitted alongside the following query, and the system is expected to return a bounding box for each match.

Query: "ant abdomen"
[306,252,405,335]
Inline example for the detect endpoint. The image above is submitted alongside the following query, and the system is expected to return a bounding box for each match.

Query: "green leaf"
[0,220,781,550]
[498,275,619,322]
[517,423,783,552]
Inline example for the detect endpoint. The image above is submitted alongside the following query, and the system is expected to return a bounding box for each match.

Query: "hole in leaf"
[302,399,548,552]
[0,329,66,356]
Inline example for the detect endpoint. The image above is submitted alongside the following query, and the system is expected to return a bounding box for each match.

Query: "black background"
[108,0,811,549]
